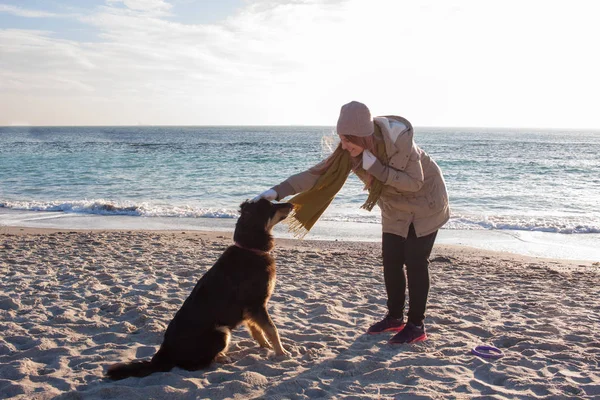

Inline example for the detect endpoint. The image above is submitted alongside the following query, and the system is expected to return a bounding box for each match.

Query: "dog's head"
[234,199,294,252]
[239,198,294,232]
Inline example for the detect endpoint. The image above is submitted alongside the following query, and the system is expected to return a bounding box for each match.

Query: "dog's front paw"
[215,353,233,364]
[274,349,291,359]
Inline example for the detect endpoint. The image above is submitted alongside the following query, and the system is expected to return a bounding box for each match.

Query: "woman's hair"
[310,133,381,176]
[343,134,376,156]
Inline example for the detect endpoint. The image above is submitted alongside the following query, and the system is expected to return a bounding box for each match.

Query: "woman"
[254,101,450,344]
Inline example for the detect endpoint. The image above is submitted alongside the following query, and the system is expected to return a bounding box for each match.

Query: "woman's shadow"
[259,328,432,399]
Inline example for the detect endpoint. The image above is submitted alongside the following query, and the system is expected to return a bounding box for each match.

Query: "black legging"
[382,224,438,326]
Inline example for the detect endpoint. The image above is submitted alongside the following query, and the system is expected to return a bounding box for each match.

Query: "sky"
[1,0,599,128]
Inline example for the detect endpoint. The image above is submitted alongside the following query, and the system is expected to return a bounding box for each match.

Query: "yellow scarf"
[287,125,388,238]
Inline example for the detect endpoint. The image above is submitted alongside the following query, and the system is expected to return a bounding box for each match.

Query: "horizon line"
[1,124,600,131]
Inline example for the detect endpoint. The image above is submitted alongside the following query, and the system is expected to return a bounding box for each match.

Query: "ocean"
[1,126,599,261]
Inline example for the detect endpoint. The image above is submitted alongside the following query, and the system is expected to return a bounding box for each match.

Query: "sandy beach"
[1,226,599,399]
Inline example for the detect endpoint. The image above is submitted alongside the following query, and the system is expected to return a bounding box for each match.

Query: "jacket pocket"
[425,178,448,212]
[426,189,437,209]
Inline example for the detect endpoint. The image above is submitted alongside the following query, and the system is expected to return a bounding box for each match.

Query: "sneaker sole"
[367,325,406,335]
[388,333,427,344]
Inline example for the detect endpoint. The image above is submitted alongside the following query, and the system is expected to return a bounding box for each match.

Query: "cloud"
[0,4,62,18]
[0,29,96,95]
[106,0,173,16]
[1,0,600,127]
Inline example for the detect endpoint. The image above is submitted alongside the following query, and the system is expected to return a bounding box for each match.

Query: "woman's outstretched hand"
[252,189,278,202]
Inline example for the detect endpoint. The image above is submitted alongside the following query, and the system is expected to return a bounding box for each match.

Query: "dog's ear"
[239,200,251,214]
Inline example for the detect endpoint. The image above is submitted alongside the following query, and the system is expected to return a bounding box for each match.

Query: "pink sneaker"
[388,322,427,344]
[367,315,405,335]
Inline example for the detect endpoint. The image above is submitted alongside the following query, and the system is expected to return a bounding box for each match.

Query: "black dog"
[106,199,294,380]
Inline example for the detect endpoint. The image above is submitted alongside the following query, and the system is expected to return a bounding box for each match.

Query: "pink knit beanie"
[336,101,374,137]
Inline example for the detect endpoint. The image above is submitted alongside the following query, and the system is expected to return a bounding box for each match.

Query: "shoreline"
[2,215,600,265]
[2,225,599,268]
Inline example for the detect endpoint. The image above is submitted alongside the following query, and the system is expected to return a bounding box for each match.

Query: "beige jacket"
[272,116,450,238]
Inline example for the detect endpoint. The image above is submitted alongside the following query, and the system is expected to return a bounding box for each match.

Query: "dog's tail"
[106,352,173,380]
[105,360,159,380]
